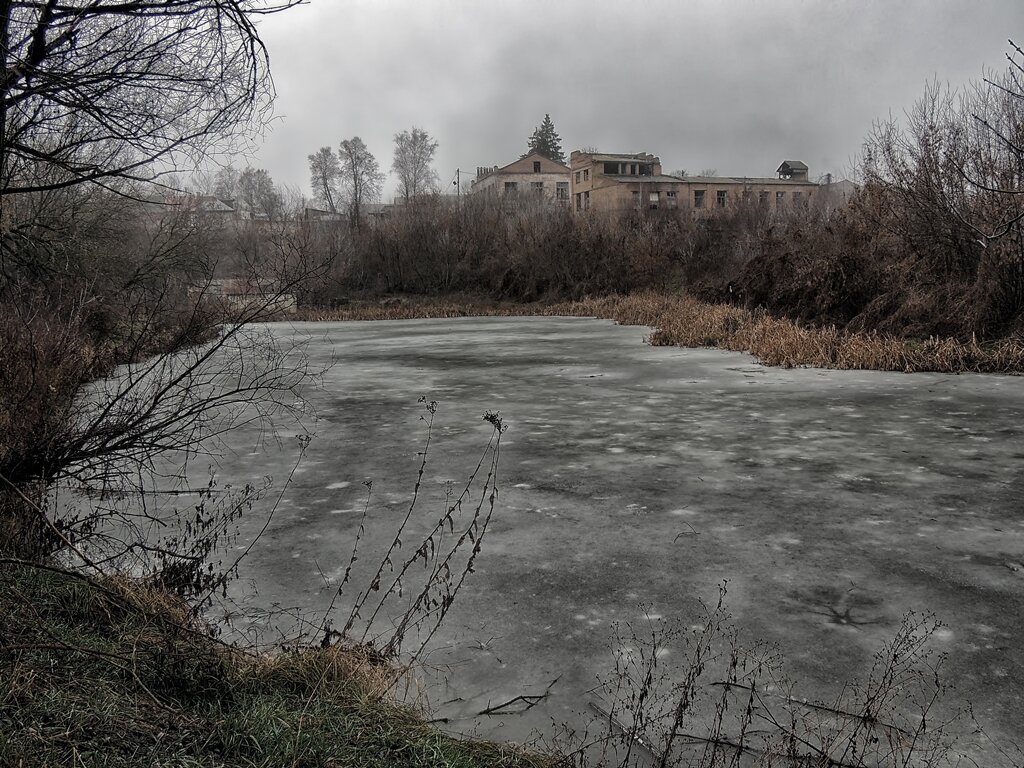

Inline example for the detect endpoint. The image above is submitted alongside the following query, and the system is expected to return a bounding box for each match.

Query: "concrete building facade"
[568,150,820,214]
[471,151,571,205]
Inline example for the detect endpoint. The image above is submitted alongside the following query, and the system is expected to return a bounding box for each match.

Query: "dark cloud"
[253,0,1023,197]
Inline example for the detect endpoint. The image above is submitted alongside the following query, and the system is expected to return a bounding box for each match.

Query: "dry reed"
[296,294,1024,374]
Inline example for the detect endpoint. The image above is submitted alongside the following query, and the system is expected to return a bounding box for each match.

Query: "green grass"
[0,560,555,768]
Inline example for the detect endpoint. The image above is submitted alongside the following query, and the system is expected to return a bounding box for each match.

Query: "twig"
[479,695,547,716]
[707,680,914,738]
[673,523,700,541]
[0,474,102,573]
[192,434,309,613]
[588,698,657,759]
[479,675,561,716]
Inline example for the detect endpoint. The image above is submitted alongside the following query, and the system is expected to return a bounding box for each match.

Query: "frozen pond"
[155,316,1024,758]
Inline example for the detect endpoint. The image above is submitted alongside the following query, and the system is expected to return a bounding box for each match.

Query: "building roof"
[304,207,344,220]
[604,174,685,183]
[188,196,233,213]
[680,175,816,185]
[583,152,659,164]
[602,173,816,186]
[493,151,569,174]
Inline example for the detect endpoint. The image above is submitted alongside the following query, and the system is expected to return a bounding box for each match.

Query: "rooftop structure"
[569,150,820,213]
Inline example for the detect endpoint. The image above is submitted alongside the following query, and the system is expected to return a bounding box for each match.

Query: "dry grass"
[295,296,544,322]
[0,560,555,768]
[295,294,1024,374]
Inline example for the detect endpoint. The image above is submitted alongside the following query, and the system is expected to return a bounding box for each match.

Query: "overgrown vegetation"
[7,554,1010,768]
[299,293,1024,373]
[0,5,546,765]
[0,0,329,559]
[292,182,1024,369]
[294,40,1024,365]
[570,592,979,768]
[0,559,552,768]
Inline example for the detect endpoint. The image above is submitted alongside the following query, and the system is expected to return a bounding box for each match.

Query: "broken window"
[776,191,785,205]
[533,161,541,173]
[505,181,518,193]
[793,191,804,206]
[531,181,544,193]
[666,191,678,208]
[575,171,581,183]
[556,182,569,200]
[716,190,727,208]
[694,190,705,209]
[759,191,769,205]
[583,168,590,181]
[604,162,620,174]
[649,191,660,209]
[639,164,653,176]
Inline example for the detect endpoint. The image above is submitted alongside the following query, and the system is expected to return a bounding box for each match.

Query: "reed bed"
[297,294,1024,374]
[296,299,539,322]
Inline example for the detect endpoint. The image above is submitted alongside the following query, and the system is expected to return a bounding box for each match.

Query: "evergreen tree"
[526,114,565,164]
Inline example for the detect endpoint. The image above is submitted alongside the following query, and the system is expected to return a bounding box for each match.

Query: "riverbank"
[295,293,1024,374]
[0,559,553,767]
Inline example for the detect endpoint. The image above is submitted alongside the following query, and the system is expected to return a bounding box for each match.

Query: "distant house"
[361,203,392,219]
[303,207,344,223]
[140,193,237,228]
[471,151,571,205]
[568,150,820,214]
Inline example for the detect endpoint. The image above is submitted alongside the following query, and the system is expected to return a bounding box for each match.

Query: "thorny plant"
[310,398,508,666]
[570,588,973,768]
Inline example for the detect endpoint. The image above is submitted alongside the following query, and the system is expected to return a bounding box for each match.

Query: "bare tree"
[339,136,384,224]
[0,1,330,568]
[392,127,439,203]
[0,0,299,197]
[308,147,342,213]
[237,166,280,220]
[856,39,1024,336]
[212,165,241,203]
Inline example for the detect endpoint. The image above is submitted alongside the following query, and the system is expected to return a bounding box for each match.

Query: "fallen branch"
[479,675,561,715]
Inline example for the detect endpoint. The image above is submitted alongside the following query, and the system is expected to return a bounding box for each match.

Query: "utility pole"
[451,168,473,207]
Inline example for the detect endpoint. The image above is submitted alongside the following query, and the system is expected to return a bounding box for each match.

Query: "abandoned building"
[568,150,820,213]
[471,151,571,204]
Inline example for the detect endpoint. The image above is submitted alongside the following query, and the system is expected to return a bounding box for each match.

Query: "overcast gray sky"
[248,0,1024,200]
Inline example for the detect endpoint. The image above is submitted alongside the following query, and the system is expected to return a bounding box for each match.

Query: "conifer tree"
[526,114,565,164]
